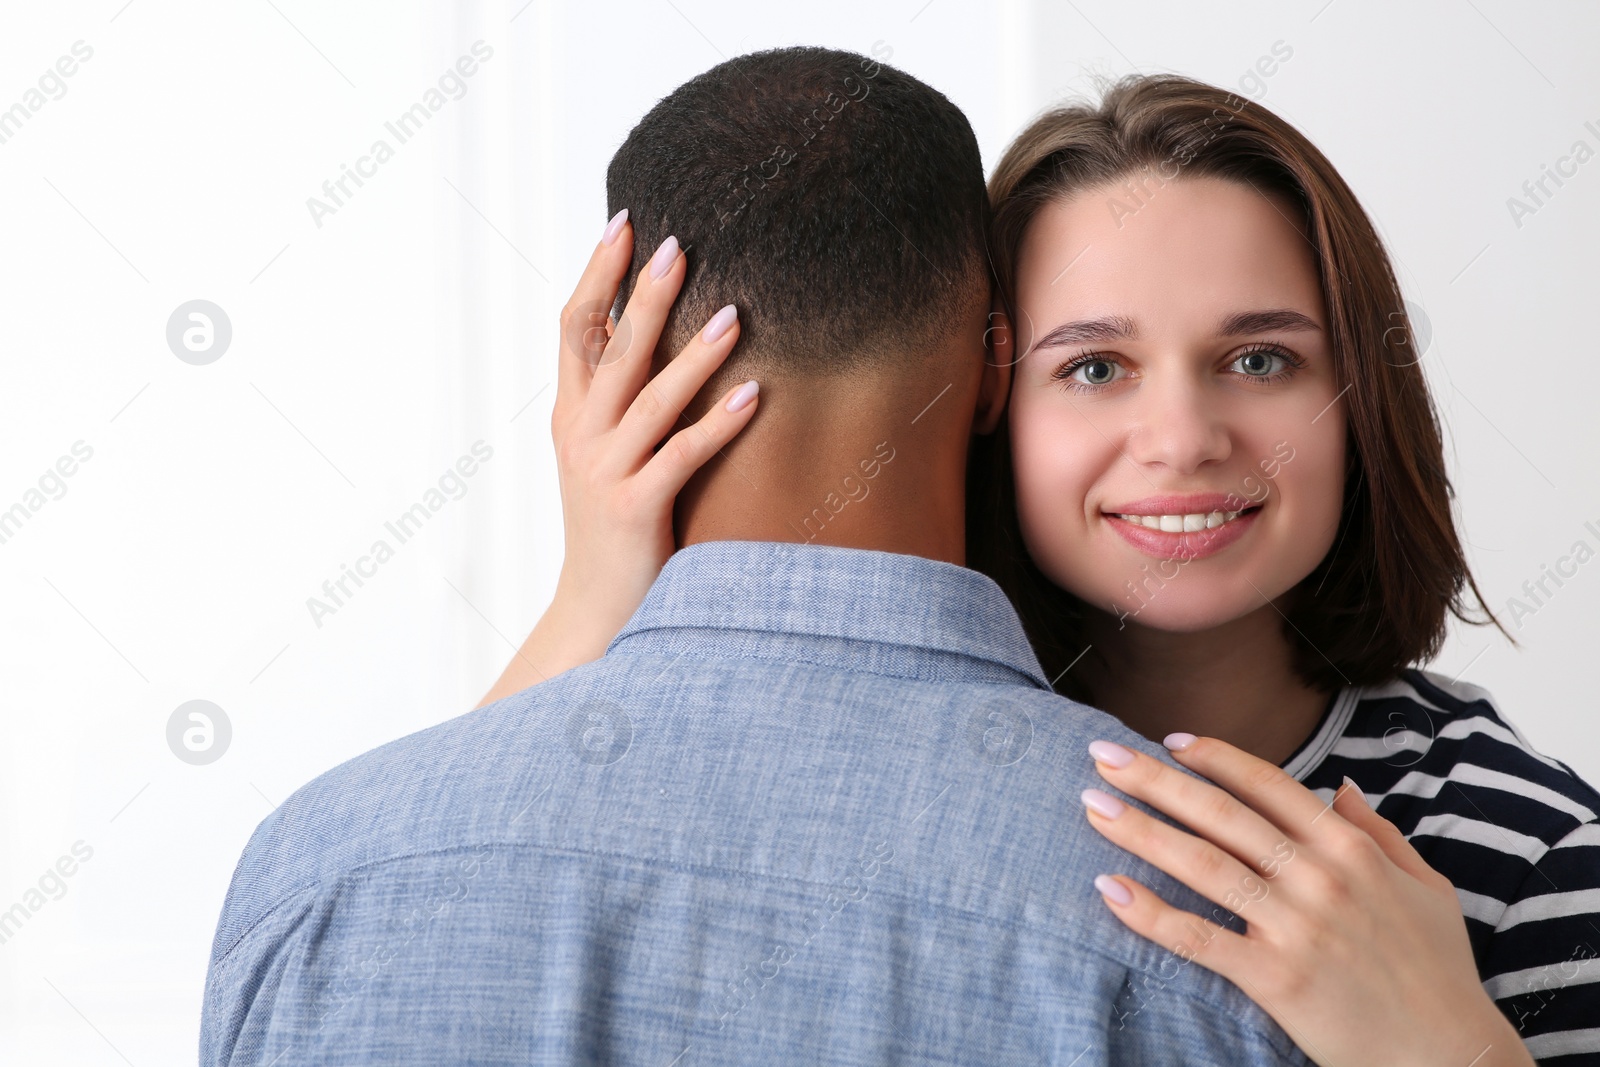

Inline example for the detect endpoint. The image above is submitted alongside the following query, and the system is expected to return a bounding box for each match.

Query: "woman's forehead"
[1015,177,1323,326]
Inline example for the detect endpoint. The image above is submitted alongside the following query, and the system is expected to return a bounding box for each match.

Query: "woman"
[485,76,1600,1064]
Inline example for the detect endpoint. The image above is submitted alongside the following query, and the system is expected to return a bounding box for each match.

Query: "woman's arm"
[477,212,759,707]
[1081,734,1535,1067]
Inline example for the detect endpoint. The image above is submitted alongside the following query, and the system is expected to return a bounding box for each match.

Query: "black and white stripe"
[1283,669,1600,1063]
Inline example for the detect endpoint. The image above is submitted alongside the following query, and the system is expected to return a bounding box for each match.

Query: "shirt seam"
[1282,683,1359,782]
[1494,815,1600,920]
[1292,676,1600,826]
[1542,817,1600,855]
[608,637,1050,692]
[1410,670,1600,810]
[211,838,1301,1059]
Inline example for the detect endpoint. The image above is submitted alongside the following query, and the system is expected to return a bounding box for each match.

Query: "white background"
[1,1,1596,1061]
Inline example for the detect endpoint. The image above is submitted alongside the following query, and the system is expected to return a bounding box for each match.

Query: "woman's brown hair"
[969,74,1508,700]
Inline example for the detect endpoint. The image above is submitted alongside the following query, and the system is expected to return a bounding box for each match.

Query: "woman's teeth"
[1115,510,1246,532]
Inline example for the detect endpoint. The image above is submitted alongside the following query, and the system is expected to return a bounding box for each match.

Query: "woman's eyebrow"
[1031,315,1138,350]
[1217,308,1321,335]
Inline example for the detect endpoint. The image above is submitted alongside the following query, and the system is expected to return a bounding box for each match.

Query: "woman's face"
[1008,176,1346,632]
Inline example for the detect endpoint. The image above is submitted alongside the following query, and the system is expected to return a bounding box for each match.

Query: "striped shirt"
[1282,669,1600,1064]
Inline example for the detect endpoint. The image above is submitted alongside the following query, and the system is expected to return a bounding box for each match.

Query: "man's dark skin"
[478,216,1011,707]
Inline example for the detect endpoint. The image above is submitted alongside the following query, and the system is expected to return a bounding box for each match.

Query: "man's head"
[606,46,1004,561]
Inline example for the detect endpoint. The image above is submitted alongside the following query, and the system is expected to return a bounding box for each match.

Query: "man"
[200,47,1305,1065]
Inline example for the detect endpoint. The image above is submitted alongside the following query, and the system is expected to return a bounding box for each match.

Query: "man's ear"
[974,295,1014,436]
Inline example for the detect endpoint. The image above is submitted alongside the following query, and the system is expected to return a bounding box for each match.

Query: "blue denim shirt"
[200,541,1308,1065]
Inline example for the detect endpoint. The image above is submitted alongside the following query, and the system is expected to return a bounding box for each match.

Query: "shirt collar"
[607,540,1052,691]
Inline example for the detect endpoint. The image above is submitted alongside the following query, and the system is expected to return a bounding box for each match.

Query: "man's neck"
[674,384,972,565]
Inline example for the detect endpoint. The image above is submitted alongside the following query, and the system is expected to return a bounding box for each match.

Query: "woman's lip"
[1105,508,1260,561]
[1109,492,1252,515]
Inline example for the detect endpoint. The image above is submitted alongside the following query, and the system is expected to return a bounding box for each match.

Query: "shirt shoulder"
[1300,669,1600,846]
[208,665,603,967]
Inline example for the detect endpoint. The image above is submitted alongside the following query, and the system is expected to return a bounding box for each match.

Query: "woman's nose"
[1123,380,1232,475]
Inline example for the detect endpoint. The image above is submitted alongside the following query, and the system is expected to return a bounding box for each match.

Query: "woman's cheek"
[1009,405,1098,588]
[1268,412,1346,587]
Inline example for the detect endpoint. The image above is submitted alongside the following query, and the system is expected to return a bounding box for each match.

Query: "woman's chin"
[1098,589,1267,634]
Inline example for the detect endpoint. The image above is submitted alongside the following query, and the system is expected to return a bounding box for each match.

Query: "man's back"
[201,541,1307,1065]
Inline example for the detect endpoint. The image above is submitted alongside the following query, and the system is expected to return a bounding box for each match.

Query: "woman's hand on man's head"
[476,210,759,708]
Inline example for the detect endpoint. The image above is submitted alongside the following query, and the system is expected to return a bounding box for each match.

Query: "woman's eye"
[1069,359,1121,386]
[1233,350,1288,376]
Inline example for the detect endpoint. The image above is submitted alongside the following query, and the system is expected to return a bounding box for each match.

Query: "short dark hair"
[607,46,988,378]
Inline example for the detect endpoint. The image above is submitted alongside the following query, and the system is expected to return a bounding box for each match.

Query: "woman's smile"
[1103,494,1263,561]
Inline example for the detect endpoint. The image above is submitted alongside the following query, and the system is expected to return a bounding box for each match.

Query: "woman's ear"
[974,296,1015,436]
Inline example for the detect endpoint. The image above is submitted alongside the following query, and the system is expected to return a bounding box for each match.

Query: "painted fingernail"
[601,207,629,245]
[649,234,680,279]
[1164,732,1198,752]
[725,380,759,412]
[1088,739,1135,768]
[1094,874,1134,906]
[702,304,738,343]
[1082,787,1126,819]
[1341,775,1369,806]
